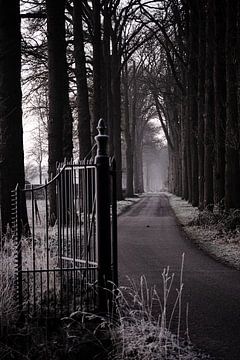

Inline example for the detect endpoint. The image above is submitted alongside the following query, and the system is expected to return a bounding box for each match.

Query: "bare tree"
[72,0,92,159]
[46,0,73,221]
[0,0,28,233]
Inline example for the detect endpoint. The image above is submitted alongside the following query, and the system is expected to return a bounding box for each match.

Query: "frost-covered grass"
[63,256,211,360]
[165,193,199,226]
[0,231,59,334]
[167,192,240,271]
[117,195,142,215]
[110,273,210,359]
[0,252,212,359]
[0,237,18,332]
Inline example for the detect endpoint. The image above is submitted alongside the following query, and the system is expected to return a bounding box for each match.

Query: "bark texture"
[73,0,92,159]
[0,0,28,233]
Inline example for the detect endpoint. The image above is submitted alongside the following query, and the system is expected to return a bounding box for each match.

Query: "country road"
[118,193,240,360]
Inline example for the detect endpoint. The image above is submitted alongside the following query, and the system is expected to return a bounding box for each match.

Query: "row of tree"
[0,0,165,232]
[178,0,239,211]
[2,0,238,233]
[141,0,240,211]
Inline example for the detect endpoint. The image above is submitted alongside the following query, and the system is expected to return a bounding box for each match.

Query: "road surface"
[118,193,240,360]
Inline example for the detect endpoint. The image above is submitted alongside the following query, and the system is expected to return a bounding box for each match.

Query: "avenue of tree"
[0,0,239,232]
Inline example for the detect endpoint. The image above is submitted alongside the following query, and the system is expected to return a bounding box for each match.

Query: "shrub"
[189,208,240,234]
[0,236,18,333]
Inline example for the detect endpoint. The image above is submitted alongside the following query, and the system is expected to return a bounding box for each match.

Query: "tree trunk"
[131,61,138,192]
[123,64,134,197]
[186,102,192,203]
[214,0,226,206]
[197,0,206,210]
[225,0,240,209]
[39,162,42,185]
[0,0,28,233]
[111,40,123,200]
[73,0,92,159]
[204,0,214,210]
[181,98,188,200]
[92,0,103,136]
[134,135,144,194]
[183,2,192,203]
[46,0,72,222]
[188,0,199,206]
[238,1,240,128]
[103,4,114,154]
[62,50,73,162]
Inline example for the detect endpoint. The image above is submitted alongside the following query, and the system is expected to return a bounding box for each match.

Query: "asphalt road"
[118,193,240,360]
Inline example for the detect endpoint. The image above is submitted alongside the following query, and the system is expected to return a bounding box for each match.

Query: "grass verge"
[168,192,240,271]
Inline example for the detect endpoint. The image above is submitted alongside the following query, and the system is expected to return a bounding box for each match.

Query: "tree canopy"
[0,0,240,232]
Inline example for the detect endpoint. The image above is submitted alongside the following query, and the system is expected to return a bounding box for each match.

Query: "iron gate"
[11,120,117,318]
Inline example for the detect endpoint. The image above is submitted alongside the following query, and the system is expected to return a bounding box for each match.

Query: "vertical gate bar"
[87,163,90,254]
[53,270,56,318]
[62,169,66,314]
[92,167,97,305]
[64,166,68,263]
[70,163,74,289]
[80,168,83,310]
[27,270,30,314]
[31,185,36,312]
[69,163,73,261]
[78,168,81,261]
[94,119,112,313]
[83,162,88,260]
[66,167,70,314]
[68,167,71,307]
[91,168,93,263]
[68,163,73,313]
[73,166,77,310]
[111,158,118,288]
[93,167,96,263]
[45,182,50,314]
[40,269,43,315]
[91,167,96,306]
[57,173,61,266]
[14,185,23,313]
[94,193,97,306]
[66,167,70,313]
[87,163,90,235]
[61,167,65,268]
[84,162,89,307]
[57,174,63,315]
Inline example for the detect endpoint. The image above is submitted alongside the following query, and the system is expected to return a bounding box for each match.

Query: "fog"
[143,146,168,192]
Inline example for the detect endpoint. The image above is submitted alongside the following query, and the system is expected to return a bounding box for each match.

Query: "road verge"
[166,192,240,271]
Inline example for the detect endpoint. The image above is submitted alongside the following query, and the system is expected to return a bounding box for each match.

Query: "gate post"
[94,119,112,313]
[111,158,118,288]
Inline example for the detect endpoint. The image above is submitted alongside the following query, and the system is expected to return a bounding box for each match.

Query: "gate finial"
[97,118,106,136]
[95,119,108,158]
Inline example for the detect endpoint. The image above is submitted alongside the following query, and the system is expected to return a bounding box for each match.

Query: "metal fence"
[11,120,117,318]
